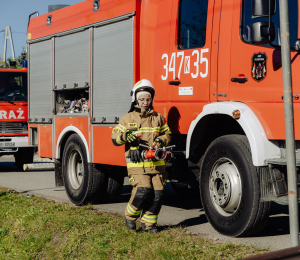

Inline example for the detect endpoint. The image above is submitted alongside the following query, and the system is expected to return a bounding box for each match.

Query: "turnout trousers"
[125,172,168,229]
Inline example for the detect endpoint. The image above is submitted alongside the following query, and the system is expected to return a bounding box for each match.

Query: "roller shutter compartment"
[93,17,134,123]
[29,39,52,123]
[55,30,90,90]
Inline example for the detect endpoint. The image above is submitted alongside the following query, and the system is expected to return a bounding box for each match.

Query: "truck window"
[0,72,27,102]
[242,0,298,47]
[178,0,209,49]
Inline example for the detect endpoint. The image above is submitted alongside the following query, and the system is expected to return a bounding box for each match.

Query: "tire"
[94,164,125,203]
[200,135,270,237]
[62,134,105,205]
[15,147,34,171]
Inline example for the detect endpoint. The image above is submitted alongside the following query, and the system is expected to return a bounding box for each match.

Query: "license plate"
[0,142,15,147]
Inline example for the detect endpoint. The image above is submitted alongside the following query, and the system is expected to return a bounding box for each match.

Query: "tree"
[16,46,27,68]
[0,47,27,68]
[0,53,6,68]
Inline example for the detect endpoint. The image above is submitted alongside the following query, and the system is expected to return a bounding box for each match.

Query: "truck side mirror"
[295,39,300,52]
[252,0,276,17]
[251,21,275,44]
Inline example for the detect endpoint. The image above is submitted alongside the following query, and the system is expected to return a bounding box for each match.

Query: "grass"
[0,187,268,259]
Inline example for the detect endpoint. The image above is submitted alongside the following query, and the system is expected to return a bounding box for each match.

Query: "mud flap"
[54,159,64,186]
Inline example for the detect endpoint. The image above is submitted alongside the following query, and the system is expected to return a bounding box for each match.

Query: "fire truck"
[26,0,300,237]
[0,64,36,170]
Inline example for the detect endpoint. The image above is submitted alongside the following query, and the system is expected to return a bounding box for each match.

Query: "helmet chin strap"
[128,101,153,113]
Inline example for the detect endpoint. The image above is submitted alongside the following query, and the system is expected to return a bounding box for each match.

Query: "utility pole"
[279,0,300,247]
[3,26,15,62]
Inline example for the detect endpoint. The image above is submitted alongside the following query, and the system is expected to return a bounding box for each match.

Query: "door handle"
[231,78,248,83]
[169,81,181,85]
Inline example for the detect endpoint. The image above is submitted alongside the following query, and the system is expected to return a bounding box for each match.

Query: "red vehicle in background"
[0,63,36,170]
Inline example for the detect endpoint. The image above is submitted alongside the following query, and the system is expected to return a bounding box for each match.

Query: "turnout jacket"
[111,106,171,175]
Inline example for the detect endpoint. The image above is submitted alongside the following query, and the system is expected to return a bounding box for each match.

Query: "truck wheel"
[94,164,125,203]
[200,135,270,237]
[62,134,104,205]
[15,148,34,171]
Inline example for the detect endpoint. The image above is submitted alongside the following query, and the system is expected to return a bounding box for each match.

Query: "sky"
[1,0,83,61]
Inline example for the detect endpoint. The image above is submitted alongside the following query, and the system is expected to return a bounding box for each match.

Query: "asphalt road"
[0,155,298,251]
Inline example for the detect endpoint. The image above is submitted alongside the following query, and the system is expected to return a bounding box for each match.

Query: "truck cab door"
[215,0,233,101]
[228,0,300,139]
[157,0,214,134]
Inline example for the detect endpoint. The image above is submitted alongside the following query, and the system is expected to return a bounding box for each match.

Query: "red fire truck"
[0,64,36,170]
[26,0,300,237]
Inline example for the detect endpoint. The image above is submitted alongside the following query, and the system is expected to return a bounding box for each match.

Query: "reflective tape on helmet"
[133,80,142,90]
[127,160,165,169]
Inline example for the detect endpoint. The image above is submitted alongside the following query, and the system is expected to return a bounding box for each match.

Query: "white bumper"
[0,136,37,150]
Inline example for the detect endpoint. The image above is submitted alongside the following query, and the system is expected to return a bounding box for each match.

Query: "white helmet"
[130,79,155,103]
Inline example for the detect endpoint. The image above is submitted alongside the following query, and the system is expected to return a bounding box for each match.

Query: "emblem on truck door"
[251,52,267,82]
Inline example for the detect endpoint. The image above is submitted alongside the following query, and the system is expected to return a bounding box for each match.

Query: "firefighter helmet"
[130,79,155,103]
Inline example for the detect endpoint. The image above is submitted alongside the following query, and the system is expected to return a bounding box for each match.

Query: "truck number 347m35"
[161,49,209,80]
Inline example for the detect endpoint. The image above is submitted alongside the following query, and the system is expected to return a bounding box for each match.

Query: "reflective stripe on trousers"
[141,213,158,224]
[127,203,141,216]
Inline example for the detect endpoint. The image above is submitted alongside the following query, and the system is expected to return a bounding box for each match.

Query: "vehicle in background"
[0,62,36,170]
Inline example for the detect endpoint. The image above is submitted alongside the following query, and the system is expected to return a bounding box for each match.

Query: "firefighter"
[111,79,171,233]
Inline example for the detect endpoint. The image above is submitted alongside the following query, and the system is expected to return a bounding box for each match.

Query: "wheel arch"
[186,102,281,166]
[55,126,90,162]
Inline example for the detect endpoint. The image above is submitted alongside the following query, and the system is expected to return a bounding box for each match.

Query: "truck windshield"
[0,72,27,102]
[242,0,299,48]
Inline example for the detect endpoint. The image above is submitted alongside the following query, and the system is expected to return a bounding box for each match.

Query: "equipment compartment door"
[93,17,134,123]
[160,0,214,134]
[28,39,53,123]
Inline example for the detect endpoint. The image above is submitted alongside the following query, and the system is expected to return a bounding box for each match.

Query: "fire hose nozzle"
[141,145,176,161]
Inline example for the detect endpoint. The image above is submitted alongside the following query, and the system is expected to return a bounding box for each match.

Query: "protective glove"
[153,138,164,149]
[126,131,138,143]
[127,147,143,163]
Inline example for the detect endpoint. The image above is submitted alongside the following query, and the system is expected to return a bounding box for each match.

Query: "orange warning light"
[232,110,241,120]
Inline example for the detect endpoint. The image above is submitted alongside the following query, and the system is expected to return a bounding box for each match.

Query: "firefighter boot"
[140,222,158,234]
[125,217,136,230]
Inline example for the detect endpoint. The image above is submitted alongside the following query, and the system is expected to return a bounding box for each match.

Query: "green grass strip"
[0,187,268,259]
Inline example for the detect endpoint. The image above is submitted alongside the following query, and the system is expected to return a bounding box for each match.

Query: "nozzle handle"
[139,143,151,149]
[165,145,176,150]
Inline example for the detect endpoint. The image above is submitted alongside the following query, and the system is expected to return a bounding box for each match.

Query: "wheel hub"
[209,159,242,216]
[68,149,84,190]
[210,170,231,208]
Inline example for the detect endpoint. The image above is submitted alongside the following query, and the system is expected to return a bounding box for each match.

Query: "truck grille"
[0,122,26,134]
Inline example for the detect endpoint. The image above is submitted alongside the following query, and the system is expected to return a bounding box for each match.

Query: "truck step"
[266,158,300,166]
